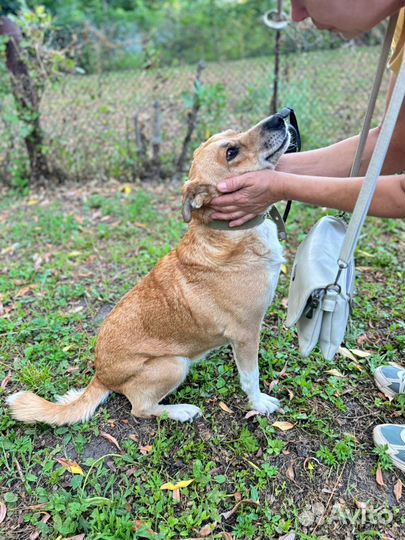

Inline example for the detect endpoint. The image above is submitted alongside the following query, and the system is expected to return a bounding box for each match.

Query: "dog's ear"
[182,182,216,223]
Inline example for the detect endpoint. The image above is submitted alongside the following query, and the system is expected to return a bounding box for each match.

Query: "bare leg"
[122,356,201,422]
[232,339,280,414]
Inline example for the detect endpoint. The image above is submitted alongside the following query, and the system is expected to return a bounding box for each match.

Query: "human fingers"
[228,213,256,227]
[210,193,245,208]
[217,175,249,193]
[210,210,246,221]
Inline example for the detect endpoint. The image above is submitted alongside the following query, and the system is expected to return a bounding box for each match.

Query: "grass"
[0,180,404,539]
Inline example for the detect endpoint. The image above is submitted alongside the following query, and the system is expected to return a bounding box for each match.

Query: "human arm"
[210,171,405,225]
[210,72,405,225]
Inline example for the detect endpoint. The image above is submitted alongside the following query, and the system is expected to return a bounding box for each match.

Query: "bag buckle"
[304,289,323,319]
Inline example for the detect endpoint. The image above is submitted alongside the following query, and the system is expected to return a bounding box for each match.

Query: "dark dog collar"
[208,205,287,241]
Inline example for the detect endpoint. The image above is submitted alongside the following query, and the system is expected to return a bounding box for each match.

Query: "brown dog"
[7,114,290,425]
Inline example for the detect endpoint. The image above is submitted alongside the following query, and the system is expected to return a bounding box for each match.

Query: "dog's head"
[182,114,290,223]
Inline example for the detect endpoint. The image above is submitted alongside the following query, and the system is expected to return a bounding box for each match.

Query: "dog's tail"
[6,377,110,426]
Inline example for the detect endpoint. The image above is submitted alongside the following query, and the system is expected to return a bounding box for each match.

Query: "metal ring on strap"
[262,10,289,30]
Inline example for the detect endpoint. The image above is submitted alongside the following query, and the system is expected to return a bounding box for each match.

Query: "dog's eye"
[226,146,239,162]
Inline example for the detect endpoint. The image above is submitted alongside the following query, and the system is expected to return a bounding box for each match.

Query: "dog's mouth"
[264,132,289,162]
[286,124,299,153]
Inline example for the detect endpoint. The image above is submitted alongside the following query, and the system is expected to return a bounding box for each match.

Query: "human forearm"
[280,172,405,218]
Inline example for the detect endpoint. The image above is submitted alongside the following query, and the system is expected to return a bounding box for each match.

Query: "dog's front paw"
[164,404,202,422]
[250,393,280,415]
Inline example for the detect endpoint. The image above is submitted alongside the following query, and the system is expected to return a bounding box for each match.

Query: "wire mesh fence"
[0,24,389,184]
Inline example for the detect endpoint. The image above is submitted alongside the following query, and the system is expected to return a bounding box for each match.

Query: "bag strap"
[336,14,405,272]
[350,14,399,177]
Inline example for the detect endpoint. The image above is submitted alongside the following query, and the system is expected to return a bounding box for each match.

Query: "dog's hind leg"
[122,356,201,422]
[232,338,280,415]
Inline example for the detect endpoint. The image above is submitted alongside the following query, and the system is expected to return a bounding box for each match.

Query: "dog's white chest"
[255,220,285,306]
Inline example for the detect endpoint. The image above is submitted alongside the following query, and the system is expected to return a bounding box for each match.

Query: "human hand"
[210,169,285,227]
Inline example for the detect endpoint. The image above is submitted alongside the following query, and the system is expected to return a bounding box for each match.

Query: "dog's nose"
[263,114,285,130]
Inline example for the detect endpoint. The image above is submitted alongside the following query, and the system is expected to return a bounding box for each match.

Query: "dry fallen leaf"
[30,512,51,538]
[160,479,194,491]
[272,421,294,431]
[27,198,40,206]
[100,432,121,451]
[1,372,12,389]
[338,347,357,361]
[172,488,181,501]
[357,249,374,258]
[221,533,234,540]
[349,348,372,358]
[66,366,80,374]
[0,501,6,525]
[26,504,47,511]
[267,379,278,392]
[132,520,157,536]
[33,254,43,272]
[221,499,259,520]
[343,433,359,444]
[41,513,51,523]
[198,522,217,537]
[278,362,288,378]
[1,242,20,256]
[128,433,139,443]
[60,535,86,540]
[278,534,296,540]
[375,465,385,487]
[394,479,403,502]
[67,250,82,258]
[139,445,153,455]
[244,410,260,420]
[325,368,346,378]
[286,388,294,401]
[219,401,234,414]
[286,462,295,481]
[357,334,369,346]
[56,458,84,475]
[352,363,364,372]
[15,284,38,298]
[119,184,133,194]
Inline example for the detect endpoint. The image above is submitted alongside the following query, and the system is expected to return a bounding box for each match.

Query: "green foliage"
[0,4,76,185]
[10,5,75,95]
[20,0,350,72]
[0,0,21,16]
[372,445,395,472]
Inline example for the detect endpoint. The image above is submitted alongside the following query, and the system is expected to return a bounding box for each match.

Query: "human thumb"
[217,177,243,193]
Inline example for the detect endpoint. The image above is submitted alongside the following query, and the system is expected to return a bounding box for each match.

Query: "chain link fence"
[0,22,389,183]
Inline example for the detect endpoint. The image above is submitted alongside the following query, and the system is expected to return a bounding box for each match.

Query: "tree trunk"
[176,60,205,175]
[0,16,50,185]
